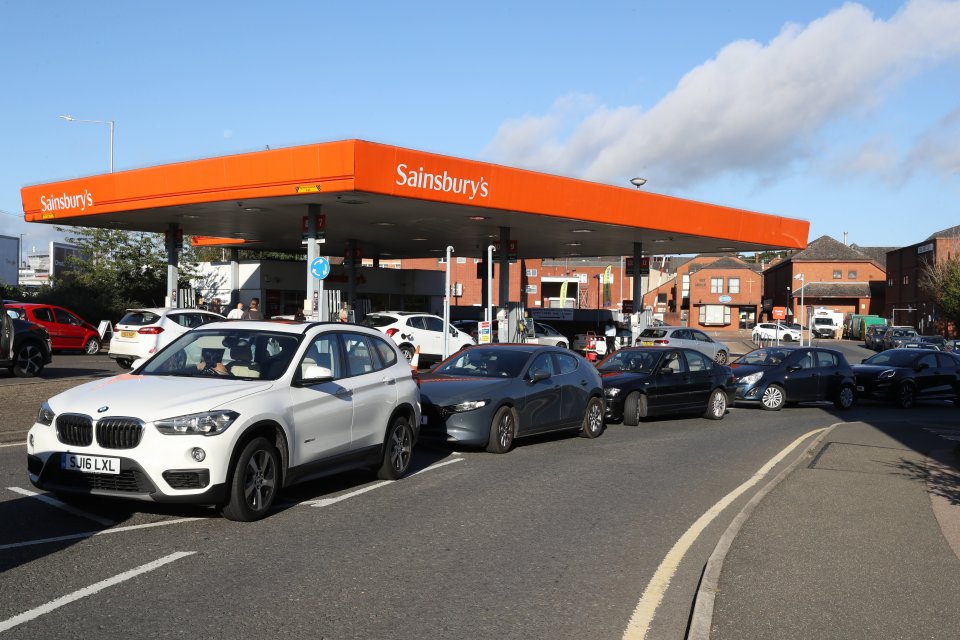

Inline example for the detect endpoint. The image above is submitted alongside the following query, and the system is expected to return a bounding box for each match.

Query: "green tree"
[919,254,960,336]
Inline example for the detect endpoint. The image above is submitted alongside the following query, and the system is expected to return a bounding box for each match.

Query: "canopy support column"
[165,223,180,308]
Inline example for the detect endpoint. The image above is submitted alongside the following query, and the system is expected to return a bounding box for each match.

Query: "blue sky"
[2,0,958,259]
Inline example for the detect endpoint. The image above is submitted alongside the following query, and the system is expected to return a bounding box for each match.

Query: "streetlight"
[794,273,805,346]
[629,177,647,189]
[59,115,114,172]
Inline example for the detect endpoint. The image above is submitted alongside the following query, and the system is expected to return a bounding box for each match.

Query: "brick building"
[762,235,889,325]
[883,225,960,335]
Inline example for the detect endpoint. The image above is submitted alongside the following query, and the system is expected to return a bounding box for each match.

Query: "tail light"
[138,326,164,335]
[654,339,669,345]
[386,328,399,337]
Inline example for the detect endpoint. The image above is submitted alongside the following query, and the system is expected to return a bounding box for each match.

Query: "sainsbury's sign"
[40,189,94,214]
[395,163,489,201]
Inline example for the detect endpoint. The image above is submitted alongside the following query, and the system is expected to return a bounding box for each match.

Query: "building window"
[699,304,731,326]
[903,275,909,285]
[848,270,857,279]
[888,278,894,287]
[682,274,690,299]
[525,268,538,277]
[728,278,740,294]
[833,270,842,279]
[710,277,723,293]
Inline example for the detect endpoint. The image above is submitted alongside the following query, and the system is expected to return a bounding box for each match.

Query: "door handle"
[580,380,588,386]
[334,388,353,398]
[381,377,396,385]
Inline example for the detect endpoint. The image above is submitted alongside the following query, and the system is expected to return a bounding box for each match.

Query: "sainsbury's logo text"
[395,163,489,200]
[40,190,94,213]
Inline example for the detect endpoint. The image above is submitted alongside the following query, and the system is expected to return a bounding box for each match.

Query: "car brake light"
[654,339,669,345]
[138,327,164,334]
[386,328,399,337]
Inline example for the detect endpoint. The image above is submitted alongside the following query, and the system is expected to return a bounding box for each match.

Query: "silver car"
[634,326,730,365]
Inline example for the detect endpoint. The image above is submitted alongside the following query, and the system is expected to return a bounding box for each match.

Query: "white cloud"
[484,0,960,189]
[904,107,960,177]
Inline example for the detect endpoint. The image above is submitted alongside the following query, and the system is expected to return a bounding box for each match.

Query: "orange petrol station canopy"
[20,139,808,258]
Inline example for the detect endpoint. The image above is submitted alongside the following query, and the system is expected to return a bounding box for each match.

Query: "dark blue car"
[731,346,856,410]
[853,348,960,408]
[417,344,604,453]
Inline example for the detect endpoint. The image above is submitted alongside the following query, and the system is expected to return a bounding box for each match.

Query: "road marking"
[0,518,202,551]
[304,457,464,508]
[0,442,23,449]
[7,487,114,526]
[622,428,827,640]
[0,551,195,633]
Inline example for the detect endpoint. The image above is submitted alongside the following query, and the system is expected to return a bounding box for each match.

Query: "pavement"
[689,419,960,639]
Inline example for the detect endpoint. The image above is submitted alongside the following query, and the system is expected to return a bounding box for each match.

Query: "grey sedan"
[417,344,605,452]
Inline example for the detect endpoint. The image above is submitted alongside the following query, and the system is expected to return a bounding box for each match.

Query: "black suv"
[1,300,53,377]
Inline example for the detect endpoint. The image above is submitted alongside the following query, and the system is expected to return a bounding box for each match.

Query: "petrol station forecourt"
[19,138,809,318]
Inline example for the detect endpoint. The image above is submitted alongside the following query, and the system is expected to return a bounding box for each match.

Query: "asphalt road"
[1,340,947,639]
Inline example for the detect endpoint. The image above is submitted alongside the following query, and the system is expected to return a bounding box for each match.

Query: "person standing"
[227,303,245,320]
[338,302,350,323]
[604,318,617,354]
[246,298,263,320]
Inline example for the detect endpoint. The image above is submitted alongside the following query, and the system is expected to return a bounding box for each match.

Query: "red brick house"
[883,225,960,335]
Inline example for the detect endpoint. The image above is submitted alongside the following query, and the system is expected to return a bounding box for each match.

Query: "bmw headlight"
[37,401,55,426]
[879,369,896,380]
[604,387,622,397]
[447,400,488,413]
[739,371,764,386]
[155,411,239,435]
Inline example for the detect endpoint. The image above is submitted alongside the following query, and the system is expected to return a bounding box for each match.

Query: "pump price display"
[478,321,491,344]
[62,453,120,475]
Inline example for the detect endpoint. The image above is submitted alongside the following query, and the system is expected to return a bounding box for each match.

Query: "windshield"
[814,318,833,326]
[597,350,659,373]
[863,351,919,367]
[361,314,396,328]
[118,311,160,326]
[736,348,793,366]
[639,328,668,338]
[140,328,302,380]
[433,348,531,378]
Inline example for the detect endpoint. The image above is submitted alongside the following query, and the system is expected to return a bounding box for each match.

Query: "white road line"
[304,457,464,508]
[0,442,24,449]
[0,518,202,551]
[7,487,114,526]
[0,551,195,633]
[622,428,827,640]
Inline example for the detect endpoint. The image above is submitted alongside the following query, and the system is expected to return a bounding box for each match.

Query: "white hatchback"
[108,307,225,369]
[27,321,420,521]
[752,323,802,343]
[362,311,475,363]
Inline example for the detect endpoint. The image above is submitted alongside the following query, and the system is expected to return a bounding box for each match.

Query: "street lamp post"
[59,115,114,172]
[794,273,805,346]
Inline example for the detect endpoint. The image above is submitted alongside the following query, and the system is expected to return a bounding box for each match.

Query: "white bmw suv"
[362,311,475,363]
[28,321,420,521]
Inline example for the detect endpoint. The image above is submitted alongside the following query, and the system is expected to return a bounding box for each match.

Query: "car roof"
[198,320,374,335]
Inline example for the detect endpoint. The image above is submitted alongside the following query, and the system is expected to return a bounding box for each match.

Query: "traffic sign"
[772,306,787,320]
[310,257,330,280]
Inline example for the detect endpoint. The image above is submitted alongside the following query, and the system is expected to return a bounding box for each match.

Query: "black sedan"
[597,347,733,424]
[417,344,604,453]
[730,346,856,411]
[853,348,960,408]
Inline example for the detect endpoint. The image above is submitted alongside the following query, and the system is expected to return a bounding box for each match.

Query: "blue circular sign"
[310,257,330,280]
[719,295,732,303]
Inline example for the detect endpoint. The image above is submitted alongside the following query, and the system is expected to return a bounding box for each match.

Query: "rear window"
[639,329,668,338]
[361,314,396,328]
[118,311,161,326]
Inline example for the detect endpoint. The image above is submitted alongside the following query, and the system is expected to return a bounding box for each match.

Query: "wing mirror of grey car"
[530,370,551,382]
[293,365,335,387]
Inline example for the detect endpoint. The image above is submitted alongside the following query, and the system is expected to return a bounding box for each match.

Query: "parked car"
[597,346,732,424]
[852,348,960,408]
[529,321,570,349]
[811,316,842,339]
[634,326,730,364]
[2,301,54,377]
[730,346,857,411]
[902,335,946,351]
[945,339,960,353]
[752,323,802,344]
[880,326,918,351]
[864,324,888,351]
[5,302,101,354]
[362,311,475,363]
[108,307,225,369]
[27,321,420,521]
[573,327,633,359]
[417,344,604,451]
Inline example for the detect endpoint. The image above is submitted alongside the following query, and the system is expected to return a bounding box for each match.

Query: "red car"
[5,303,102,354]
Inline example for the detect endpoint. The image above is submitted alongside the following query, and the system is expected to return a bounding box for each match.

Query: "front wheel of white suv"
[220,436,280,522]
[377,416,414,480]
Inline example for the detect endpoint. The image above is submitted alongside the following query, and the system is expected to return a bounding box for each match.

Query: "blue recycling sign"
[310,257,331,280]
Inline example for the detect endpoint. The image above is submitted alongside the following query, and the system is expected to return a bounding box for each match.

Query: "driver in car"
[197,348,230,376]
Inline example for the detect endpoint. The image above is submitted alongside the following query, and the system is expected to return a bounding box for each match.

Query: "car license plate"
[120,330,136,338]
[856,385,864,392]
[641,341,654,346]
[62,453,120,475]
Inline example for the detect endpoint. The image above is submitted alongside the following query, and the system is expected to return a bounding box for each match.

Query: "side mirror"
[658,368,674,376]
[861,358,868,364]
[530,370,551,382]
[916,362,929,371]
[293,365,334,387]
[786,364,801,372]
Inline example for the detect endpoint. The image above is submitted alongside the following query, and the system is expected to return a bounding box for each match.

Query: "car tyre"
[623,392,648,426]
[12,343,45,378]
[834,385,855,410]
[704,388,727,420]
[761,384,785,411]
[220,437,279,522]
[377,415,414,480]
[896,383,916,409]
[557,342,567,349]
[486,406,517,453]
[580,397,604,438]
[714,350,728,365]
[116,358,133,370]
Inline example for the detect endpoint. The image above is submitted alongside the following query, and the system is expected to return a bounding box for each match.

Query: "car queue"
[16,308,960,524]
